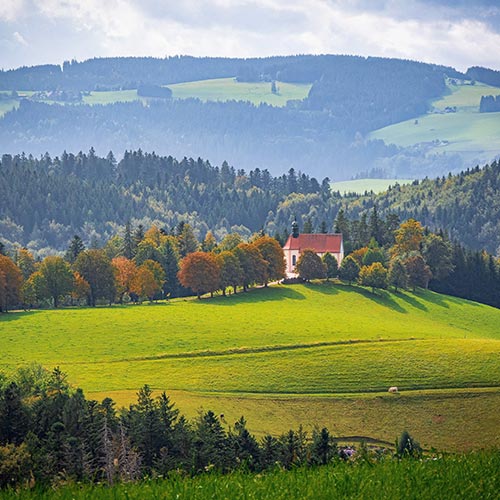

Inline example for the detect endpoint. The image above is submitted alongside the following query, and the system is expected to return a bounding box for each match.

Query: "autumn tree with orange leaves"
[178,252,220,299]
[0,254,23,312]
[112,256,138,302]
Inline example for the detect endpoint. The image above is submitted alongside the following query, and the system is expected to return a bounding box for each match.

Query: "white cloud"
[0,0,25,22]
[13,30,27,46]
[0,0,500,70]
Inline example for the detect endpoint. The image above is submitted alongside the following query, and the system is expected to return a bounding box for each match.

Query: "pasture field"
[168,77,312,106]
[82,89,139,105]
[1,283,500,451]
[330,178,413,194]
[4,451,499,499]
[2,78,311,110]
[370,80,500,159]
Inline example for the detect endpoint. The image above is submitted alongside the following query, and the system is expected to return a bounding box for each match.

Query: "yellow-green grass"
[2,284,500,451]
[370,80,500,158]
[168,77,311,106]
[89,388,500,451]
[82,89,140,105]
[330,178,413,194]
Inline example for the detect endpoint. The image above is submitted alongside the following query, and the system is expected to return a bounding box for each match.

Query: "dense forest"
[466,66,500,87]
[0,150,328,253]
[1,151,499,257]
[0,55,472,178]
[269,161,500,255]
[0,55,462,93]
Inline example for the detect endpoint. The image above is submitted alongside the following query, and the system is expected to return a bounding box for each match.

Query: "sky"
[1,0,500,71]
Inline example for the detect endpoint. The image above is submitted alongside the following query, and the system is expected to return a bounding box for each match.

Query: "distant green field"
[2,283,500,451]
[1,78,311,111]
[82,89,139,105]
[0,99,18,116]
[331,178,413,194]
[168,77,311,106]
[370,81,500,159]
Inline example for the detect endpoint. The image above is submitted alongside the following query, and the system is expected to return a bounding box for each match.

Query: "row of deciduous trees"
[294,219,454,294]
[0,223,286,310]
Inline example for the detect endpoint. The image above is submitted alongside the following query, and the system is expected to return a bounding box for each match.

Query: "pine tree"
[123,221,135,259]
[65,235,85,264]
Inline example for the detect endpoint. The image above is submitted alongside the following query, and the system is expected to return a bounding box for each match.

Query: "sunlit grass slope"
[370,80,500,159]
[168,77,311,106]
[2,283,500,450]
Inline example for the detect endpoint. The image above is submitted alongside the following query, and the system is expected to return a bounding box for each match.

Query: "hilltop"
[2,283,499,451]
[0,54,490,179]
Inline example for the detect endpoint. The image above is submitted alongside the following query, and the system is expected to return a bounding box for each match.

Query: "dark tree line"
[466,66,500,87]
[479,95,500,113]
[0,150,324,250]
[0,367,369,489]
[0,54,463,93]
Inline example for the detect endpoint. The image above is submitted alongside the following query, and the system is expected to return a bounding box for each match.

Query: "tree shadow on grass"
[0,310,38,322]
[396,291,428,312]
[301,281,340,296]
[313,283,408,314]
[209,286,306,306]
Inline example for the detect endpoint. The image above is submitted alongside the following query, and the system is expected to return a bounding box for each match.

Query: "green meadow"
[370,80,500,159]
[2,284,500,451]
[4,451,499,500]
[82,89,139,105]
[0,78,311,111]
[330,178,413,194]
[168,77,311,106]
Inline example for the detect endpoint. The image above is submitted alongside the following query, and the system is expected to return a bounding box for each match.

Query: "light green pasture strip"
[169,77,311,106]
[82,89,140,104]
[330,178,413,194]
[434,81,500,111]
[59,338,500,394]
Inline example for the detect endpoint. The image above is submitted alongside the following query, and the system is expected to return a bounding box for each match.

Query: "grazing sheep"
[388,386,399,393]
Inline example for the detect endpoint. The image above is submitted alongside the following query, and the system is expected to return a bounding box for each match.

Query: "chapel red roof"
[283,233,343,253]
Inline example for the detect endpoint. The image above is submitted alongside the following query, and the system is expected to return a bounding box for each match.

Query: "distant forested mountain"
[0,55,462,92]
[0,99,401,177]
[1,150,499,257]
[0,54,470,178]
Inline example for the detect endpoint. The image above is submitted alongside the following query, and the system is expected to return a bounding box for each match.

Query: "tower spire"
[292,217,299,238]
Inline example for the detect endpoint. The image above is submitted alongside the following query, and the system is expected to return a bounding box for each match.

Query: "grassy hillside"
[330,178,413,194]
[370,80,500,160]
[168,77,311,106]
[0,78,311,112]
[2,283,500,450]
[5,451,499,499]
